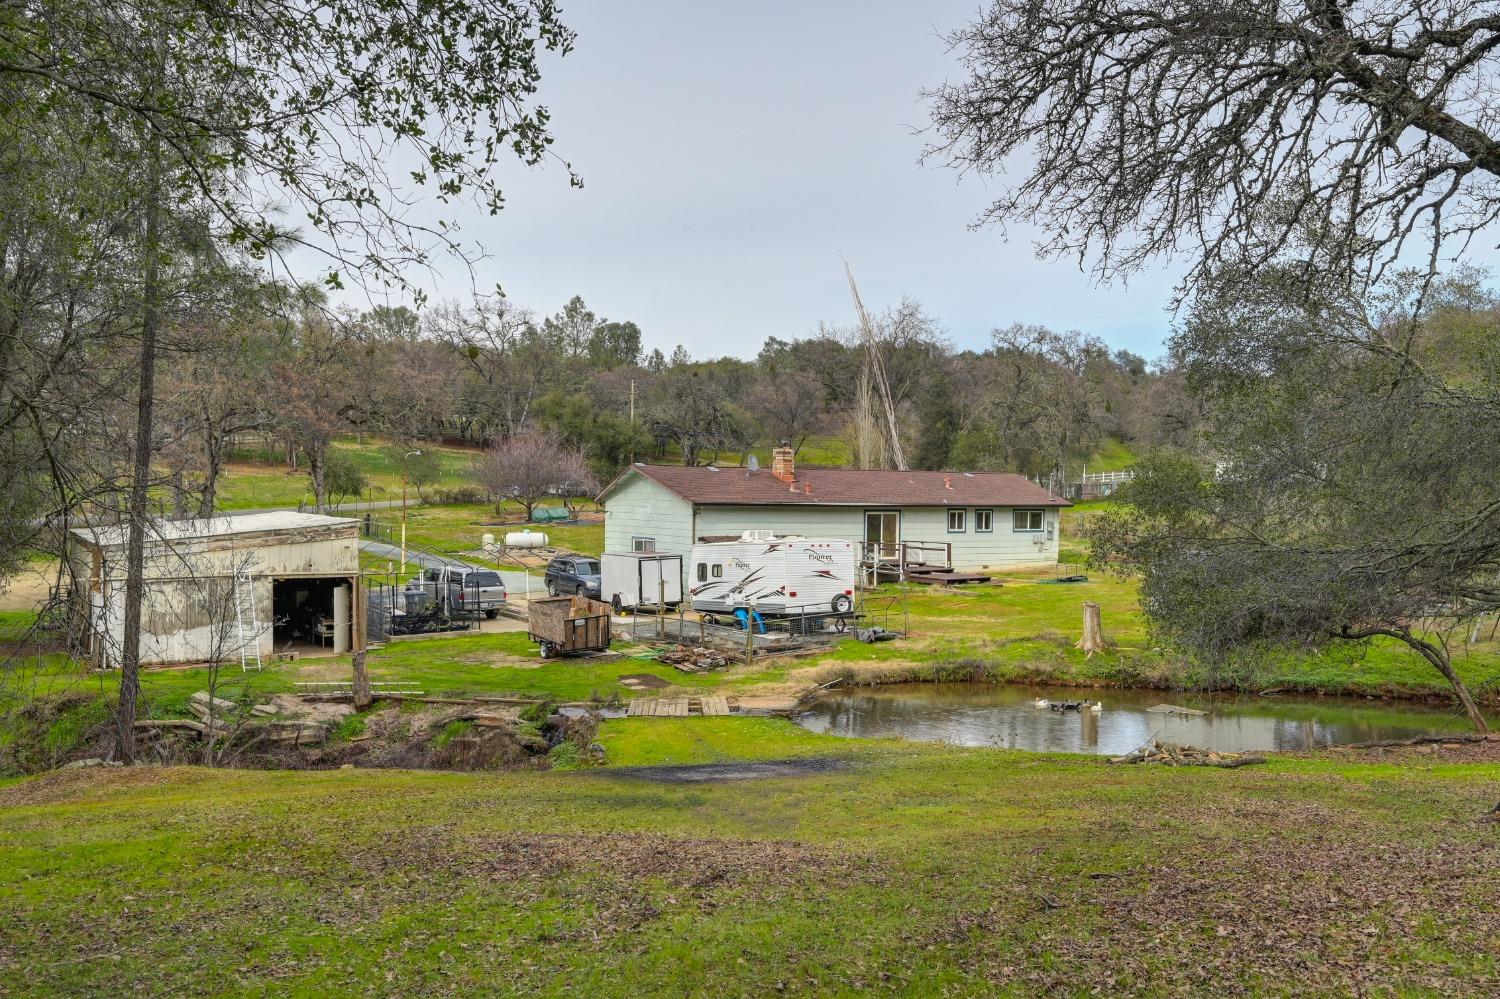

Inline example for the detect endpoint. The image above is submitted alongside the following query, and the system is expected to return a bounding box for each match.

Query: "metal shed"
[67,511,364,670]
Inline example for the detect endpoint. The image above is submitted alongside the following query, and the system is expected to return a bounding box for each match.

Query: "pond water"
[793,683,1471,755]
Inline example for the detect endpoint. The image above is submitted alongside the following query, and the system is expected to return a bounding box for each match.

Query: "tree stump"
[1077,601,1105,656]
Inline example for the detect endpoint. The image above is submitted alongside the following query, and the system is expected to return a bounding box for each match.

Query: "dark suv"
[544,554,601,599]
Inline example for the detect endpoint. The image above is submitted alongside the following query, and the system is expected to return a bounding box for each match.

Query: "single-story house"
[597,445,1070,575]
[68,511,364,669]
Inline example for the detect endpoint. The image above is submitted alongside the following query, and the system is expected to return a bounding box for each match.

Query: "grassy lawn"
[828,574,1500,701]
[378,503,605,559]
[215,437,483,510]
[1,722,1495,995]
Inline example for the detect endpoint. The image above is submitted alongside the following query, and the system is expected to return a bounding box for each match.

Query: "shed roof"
[598,464,1069,508]
[70,511,358,549]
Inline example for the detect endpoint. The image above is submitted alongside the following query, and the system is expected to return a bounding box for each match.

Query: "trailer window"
[631,536,656,552]
[697,563,707,583]
[711,564,723,578]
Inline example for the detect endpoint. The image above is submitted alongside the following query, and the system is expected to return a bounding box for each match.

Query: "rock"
[189,691,237,712]
[61,758,104,769]
[339,763,355,770]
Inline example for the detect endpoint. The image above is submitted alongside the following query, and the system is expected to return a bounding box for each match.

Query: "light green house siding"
[601,470,1061,569]
[601,473,694,556]
[894,505,1060,570]
[693,505,864,541]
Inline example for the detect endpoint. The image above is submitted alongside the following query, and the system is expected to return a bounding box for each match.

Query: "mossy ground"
[1,722,1495,996]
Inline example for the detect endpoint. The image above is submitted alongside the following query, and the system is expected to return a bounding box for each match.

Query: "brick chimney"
[771,440,795,483]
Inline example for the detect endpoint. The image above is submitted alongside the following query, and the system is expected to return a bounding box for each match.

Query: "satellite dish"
[747,455,760,472]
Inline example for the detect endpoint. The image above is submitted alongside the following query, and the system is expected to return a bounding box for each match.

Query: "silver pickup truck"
[412,565,507,618]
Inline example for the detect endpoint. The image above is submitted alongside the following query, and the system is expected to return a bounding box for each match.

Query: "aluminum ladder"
[233,571,263,672]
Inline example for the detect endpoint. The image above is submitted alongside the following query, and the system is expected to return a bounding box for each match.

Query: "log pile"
[657,644,730,672]
[1109,740,1267,768]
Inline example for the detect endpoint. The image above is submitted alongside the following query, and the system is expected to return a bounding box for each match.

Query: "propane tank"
[505,530,548,548]
[481,532,496,550]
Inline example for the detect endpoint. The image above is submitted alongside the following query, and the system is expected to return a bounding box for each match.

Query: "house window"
[1013,508,1045,532]
[947,509,967,533]
[712,564,723,578]
[631,536,655,552]
[975,509,993,533]
[696,563,707,583]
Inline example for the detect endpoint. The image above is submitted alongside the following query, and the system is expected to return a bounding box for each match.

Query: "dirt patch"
[936,805,1500,995]
[0,765,203,807]
[0,562,55,613]
[593,757,853,783]
[358,830,850,883]
[617,673,671,689]
[1324,735,1500,765]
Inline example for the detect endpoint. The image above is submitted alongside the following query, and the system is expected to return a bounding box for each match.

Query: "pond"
[793,682,1471,755]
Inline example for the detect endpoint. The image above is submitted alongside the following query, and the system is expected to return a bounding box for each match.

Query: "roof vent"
[706,465,719,472]
[741,529,775,542]
[963,472,975,477]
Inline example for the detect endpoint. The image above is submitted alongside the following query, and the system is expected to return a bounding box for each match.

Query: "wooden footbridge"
[626,695,731,717]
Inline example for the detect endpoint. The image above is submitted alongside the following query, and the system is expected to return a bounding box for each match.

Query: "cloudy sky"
[412,1,1182,360]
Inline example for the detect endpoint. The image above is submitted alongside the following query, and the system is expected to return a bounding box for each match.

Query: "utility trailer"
[601,552,683,613]
[527,594,612,658]
[688,534,857,619]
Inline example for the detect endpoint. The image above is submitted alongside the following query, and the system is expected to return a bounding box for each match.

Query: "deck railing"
[858,540,952,582]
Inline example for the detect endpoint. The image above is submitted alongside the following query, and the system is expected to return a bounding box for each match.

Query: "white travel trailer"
[601,551,683,612]
[688,533,857,617]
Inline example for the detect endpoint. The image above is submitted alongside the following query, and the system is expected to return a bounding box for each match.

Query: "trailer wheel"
[831,594,853,614]
[539,640,556,659]
[700,613,717,627]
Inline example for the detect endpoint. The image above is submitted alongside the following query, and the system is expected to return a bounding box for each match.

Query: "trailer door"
[640,555,683,605]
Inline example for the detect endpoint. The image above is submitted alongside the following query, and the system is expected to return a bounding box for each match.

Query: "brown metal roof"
[598,464,1070,508]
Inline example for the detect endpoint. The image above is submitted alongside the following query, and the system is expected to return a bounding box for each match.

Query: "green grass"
[215,437,483,510]
[1080,438,1138,473]
[824,575,1500,702]
[597,716,881,766]
[1,728,1495,995]
[381,503,604,560]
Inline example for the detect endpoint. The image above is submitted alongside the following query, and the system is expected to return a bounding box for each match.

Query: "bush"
[323,450,369,506]
[547,740,583,770]
[431,486,486,505]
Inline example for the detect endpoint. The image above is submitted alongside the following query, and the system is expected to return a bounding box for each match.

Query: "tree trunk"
[198,435,222,519]
[1405,630,1489,734]
[1076,601,1105,656]
[308,447,328,512]
[352,649,371,710]
[115,136,163,763]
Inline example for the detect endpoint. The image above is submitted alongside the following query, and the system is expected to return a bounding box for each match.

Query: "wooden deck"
[627,696,732,718]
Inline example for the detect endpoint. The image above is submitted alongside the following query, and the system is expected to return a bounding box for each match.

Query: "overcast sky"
[407,1,1182,361]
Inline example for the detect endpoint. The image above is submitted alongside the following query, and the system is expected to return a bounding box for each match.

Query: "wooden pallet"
[698,695,730,716]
